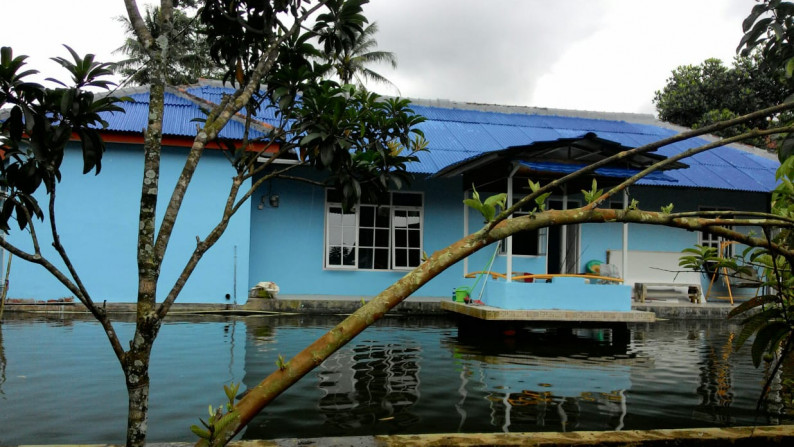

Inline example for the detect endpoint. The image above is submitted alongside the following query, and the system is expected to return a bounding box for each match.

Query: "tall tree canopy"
[653,54,792,144]
[114,3,224,85]
[2,1,426,445]
[320,22,398,90]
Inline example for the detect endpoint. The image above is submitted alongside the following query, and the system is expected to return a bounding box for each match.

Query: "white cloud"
[0,0,755,114]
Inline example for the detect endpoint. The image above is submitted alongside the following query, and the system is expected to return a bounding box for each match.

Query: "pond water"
[0,313,791,444]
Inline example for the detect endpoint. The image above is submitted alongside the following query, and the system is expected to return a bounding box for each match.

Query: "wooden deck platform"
[441,300,656,323]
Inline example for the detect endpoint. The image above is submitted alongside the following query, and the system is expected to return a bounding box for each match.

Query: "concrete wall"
[6,143,251,303]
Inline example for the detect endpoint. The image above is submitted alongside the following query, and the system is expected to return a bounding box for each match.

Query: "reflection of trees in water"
[695,330,735,424]
[318,340,421,430]
[759,338,794,421]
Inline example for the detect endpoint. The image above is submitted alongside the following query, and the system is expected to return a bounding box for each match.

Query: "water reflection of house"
[240,317,426,434]
[444,328,645,432]
[317,340,422,431]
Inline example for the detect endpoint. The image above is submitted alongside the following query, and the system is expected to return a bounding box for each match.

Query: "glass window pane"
[395,248,407,267]
[375,229,389,247]
[343,227,356,245]
[393,192,422,207]
[374,248,389,269]
[376,207,390,227]
[343,246,355,266]
[359,228,374,246]
[514,229,539,256]
[328,207,343,225]
[393,212,407,228]
[407,211,420,228]
[358,248,373,269]
[361,191,389,205]
[408,230,420,248]
[328,246,341,265]
[408,249,420,267]
[328,227,342,245]
[342,212,356,226]
[394,229,407,247]
[360,206,374,227]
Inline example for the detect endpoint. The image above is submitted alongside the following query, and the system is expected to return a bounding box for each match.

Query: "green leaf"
[463,198,483,213]
[729,294,781,319]
[742,3,769,32]
[750,321,790,368]
[736,307,783,350]
[190,424,211,439]
[785,57,794,78]
[483,192,506,210]
[528,179,541,192]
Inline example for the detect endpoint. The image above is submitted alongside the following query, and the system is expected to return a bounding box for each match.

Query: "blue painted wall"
[485,277,632,311]
[247,180,771,300]
[8,145,770,304]
[6,143,250,303]
[247,172,467,298]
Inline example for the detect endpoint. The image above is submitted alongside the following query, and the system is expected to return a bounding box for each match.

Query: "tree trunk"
[125,365,150,447]
[123,309,158,447]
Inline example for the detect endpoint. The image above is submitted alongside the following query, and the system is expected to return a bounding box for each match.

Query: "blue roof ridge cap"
[404,97,660,124]
[92,84,152,102]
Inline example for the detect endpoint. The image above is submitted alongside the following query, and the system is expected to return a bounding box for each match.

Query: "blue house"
[5,81,779,305]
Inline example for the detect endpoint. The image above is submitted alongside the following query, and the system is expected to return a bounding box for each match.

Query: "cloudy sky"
[1,0,751,115]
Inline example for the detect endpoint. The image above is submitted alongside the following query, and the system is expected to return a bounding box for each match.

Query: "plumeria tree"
[4,1,794,446]
[1,1,427,445]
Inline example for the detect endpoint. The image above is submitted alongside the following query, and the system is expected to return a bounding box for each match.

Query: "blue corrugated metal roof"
[521,161,677,182]
[103,83,779,193]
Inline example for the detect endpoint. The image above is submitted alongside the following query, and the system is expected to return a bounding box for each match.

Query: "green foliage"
[581,179,603,205]
[276,353,288,371]
[527,179,551,212]
[191,382,241,444]
[661,203,674,214]
[285,84,427,211]
[114,4,226,85]
[653,55,791,147]
[678,245,718,271]
[463,185,506,223]
[0,46,125,232]
[319,21,398,90]
[201,0,368,87]
[739,1,794,77]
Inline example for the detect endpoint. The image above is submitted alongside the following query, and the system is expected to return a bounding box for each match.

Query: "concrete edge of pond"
[4,298,742,320]
[10,425,794,447]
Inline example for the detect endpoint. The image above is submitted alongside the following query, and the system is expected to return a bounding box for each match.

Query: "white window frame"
[324,191,424,271]
[500,195,548,257]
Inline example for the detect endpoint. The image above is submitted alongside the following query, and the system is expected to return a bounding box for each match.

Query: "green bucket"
[453,286,471,302]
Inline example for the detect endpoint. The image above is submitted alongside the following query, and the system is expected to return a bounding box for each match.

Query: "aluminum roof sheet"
[103,84,779,193]
[521,161,676,182]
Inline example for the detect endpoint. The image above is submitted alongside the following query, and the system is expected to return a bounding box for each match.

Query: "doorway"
[547,199,580,274]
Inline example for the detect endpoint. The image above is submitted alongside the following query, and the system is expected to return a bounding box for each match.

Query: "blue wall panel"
[247,173,467,299]
[6,143,250,303]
